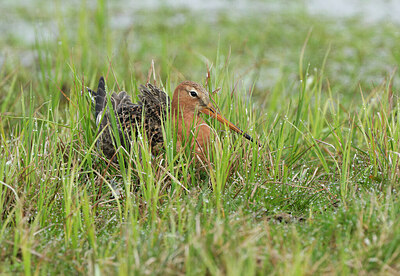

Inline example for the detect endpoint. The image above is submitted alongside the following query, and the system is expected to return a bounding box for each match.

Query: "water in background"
[2,0,400,45]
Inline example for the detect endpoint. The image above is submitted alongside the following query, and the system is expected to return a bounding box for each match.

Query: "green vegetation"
[1,0,400,274]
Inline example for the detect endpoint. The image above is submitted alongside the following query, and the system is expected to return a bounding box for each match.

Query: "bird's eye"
[189,90,198,98]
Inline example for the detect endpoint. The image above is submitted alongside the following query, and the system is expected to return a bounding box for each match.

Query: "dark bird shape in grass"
[88,76,256,160]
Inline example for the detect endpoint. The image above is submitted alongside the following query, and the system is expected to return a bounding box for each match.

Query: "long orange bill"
[200,103,255,143]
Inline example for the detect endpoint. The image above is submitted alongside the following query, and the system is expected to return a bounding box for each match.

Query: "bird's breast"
[175,113,211,154]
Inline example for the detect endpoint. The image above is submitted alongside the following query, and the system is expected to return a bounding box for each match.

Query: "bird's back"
[89,77,170,159]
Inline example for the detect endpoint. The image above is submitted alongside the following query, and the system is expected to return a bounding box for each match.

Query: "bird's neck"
[171,99,210,152]
[172,100,199,138]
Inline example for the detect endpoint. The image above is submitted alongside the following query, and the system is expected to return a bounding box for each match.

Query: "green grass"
[1,0,400,274]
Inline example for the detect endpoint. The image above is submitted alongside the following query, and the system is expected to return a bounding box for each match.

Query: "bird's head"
[172,81,255,143]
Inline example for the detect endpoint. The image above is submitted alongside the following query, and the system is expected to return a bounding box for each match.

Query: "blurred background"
[1,0,400,110]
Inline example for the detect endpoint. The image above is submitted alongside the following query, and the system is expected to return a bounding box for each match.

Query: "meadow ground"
[1,0,400,274]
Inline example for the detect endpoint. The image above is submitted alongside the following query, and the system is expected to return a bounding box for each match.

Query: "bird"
[88,76,255,160]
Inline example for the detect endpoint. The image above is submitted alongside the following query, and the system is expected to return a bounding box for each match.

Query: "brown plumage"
[89,76,254,160]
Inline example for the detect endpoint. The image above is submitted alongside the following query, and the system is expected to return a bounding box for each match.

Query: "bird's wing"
[91,76,138,126]
[90,78,169,158]
[138,83,171,118]
[138,83,171,149]
[94,76,107,120]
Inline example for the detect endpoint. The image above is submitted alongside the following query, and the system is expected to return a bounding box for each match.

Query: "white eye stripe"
[189,90,198,97]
